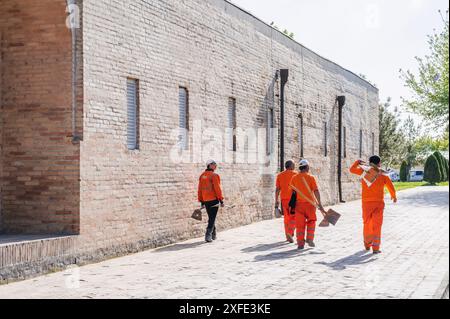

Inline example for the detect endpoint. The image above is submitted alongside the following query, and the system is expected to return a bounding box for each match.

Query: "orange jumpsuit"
[289,172,319,246]
[350,161,397,252]
[276,170,297,237]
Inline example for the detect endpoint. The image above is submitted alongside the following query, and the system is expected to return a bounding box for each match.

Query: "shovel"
[300,178,341,226]
[289,183,341,227]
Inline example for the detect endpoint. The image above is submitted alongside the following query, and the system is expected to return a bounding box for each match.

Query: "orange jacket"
[289,172,319,204]
[276,170,298,200]
[198,170,224,203]
[350,160,397,203]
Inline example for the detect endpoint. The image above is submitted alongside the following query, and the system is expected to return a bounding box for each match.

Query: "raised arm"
[350,160,364,176]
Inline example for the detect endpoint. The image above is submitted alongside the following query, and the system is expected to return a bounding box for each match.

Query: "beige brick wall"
[0,0,379,279]
[77,0,379,252]
[0,0,80,234]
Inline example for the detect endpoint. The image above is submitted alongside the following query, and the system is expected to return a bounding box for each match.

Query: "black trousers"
[204,200,220,235]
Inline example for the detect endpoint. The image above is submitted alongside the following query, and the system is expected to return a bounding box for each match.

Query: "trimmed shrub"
[445,158,450,182]
[400,161,409,182]
[433,151,447,182]
[424,154,442,185]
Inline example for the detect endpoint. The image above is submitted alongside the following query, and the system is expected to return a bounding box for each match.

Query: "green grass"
[391,181,449,192]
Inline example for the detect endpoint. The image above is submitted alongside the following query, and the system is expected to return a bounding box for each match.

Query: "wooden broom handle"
[301,177,319,206]
[289,184,319,208]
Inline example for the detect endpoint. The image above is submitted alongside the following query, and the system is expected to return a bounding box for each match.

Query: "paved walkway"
[0,187,448,299]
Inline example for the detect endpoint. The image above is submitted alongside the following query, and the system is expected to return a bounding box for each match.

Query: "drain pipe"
[337,96,346,203]
[67,0,81,143]
[279,69,289,172]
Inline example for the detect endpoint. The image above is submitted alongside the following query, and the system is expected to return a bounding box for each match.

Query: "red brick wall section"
[0,0,80,235]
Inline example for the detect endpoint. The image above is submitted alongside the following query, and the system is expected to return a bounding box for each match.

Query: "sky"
[231,0,448,129]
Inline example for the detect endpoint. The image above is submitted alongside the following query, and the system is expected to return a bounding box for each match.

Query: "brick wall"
[0,0,80,234]
[77,0,379,252]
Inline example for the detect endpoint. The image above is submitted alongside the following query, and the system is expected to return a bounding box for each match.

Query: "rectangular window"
[298,114,304,158]
[228,98,237,152]
[371,132,375,155]
[127,78,139,150]
[324,121,328,157]
[267,107,274,155]
[179,87,189,150]
[343,126,347,158]
[359,129,363,158]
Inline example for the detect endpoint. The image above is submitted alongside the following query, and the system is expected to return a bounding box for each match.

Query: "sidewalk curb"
[434,272,449,299]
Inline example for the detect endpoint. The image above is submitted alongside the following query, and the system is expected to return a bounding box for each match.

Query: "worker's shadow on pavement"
[154,241,205,253]
[241,242,290,253]
[253,248,319,262]
[315,250,375,271]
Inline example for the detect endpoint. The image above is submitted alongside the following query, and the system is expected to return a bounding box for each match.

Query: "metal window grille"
[127,78,139,150]
[179,87,189,150]
[228,98,237,152]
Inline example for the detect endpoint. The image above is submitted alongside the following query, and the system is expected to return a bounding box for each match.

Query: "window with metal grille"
[228,98,237,152]
[179,87,189,150]
[371,132,375,155]
[359,129,363,158]
[267,107,274,155]
[127,78,139,150]
[343,126,347,158]
[298,114,304,158]
[324,121,328,157]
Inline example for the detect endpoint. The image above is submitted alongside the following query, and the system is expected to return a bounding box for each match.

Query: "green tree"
[402,116,421,171]
[379,98,406,168]
[413,132,449,165]
[433,151,447,181]
[400,161,409,182]
[400,10,449,130]
[424,154,442,185]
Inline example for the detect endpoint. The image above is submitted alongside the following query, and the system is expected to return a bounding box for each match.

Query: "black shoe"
[286,234,294,243]
[373,250,382,255]
[298,245,305,250]
[205,236,213,243]
[306,240,316,248]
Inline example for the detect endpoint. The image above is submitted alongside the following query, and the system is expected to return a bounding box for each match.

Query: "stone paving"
[0,186,448,299]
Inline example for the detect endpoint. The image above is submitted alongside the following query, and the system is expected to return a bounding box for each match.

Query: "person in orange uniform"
[289,159,327,250]
[275,160,298,243]
[350,156,397,254]
[198,159,225,243]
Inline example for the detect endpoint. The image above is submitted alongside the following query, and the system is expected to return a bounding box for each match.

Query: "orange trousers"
[281,199,296,237]
[363,202,385,252]
[295,203,317,246]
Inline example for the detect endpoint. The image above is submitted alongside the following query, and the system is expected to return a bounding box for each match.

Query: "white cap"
[299,159,310,167]
[206,159,217,167]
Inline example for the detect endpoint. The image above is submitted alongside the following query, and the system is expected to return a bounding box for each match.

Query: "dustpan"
[191,209,203,221]
[325,209,341,226]
[319,218,330,227]
[191,203,223,221]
